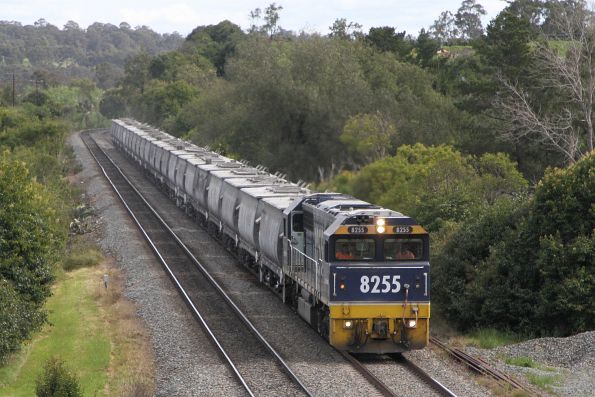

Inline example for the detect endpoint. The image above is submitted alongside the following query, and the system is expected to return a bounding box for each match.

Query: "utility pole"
[12,73,15,107]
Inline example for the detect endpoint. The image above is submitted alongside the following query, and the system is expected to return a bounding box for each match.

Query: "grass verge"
[526,373,561,391]
[63,246,103,271]
[0,257,154,396]
[458,328,521,349]
[504,356,538,368]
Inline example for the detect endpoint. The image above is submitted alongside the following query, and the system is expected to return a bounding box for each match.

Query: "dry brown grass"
[93,257,155,397]
[476,376,531,397]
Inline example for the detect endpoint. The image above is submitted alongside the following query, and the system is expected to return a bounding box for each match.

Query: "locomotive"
[111,118,430,353]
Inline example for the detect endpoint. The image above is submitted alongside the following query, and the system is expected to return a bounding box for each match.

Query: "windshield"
[384,238,423,260]
[335,238,375,260]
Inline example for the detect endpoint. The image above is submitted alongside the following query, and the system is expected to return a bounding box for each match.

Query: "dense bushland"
[0,155,66,361]
[0,81,105,360]
[433,153,594,335]
[0,20,182,89]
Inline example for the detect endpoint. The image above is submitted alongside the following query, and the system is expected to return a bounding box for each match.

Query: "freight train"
[111,118,430,353]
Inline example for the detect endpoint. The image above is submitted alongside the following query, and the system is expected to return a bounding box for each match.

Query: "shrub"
[434,152,594,336]
[0,280,46,362]
[323,144,527,231]
[505,356,537,368]
[35,357,82,397]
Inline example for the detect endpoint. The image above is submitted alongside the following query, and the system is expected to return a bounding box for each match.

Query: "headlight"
[376,218,385,226]
[343,320,354,329]
[405,319,417,328]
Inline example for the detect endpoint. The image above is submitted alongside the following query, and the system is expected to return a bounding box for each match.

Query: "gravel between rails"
[403,348,493,397]
[69,132,244,397]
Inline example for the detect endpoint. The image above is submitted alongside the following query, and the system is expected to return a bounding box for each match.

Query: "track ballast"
[81,131,312,397]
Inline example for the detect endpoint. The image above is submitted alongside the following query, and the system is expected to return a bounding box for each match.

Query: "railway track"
[81,129,497,397]
[430,337,540,396]
[344,351,459,397]
[81,131,313,397]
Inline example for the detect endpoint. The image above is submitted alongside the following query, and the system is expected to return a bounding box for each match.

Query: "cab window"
[384,238,423,260]
[292,213,303,232]
[335,238,375,260]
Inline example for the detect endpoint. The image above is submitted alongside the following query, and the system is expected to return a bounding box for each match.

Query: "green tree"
[0,155,60,304]
[366,27,412,59]
[479,7,536,81]
[36,358,82,397]
[122,51,152,95]
[414,29,441,68]
[455,0,487,40]
[184,20,245,76]
[434,152,594,335]
[321,144,527,231]
[329,18,363,40]
[430,11,458,44]
[249,3,284,38]
[0,154,65,361]
[263,3,284,38]
[495,1,595,164]
[0,280,46,362]
[99,92,126,119]
[340,111,396,166]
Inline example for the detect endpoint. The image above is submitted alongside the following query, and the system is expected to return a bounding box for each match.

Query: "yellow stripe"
[329,303,430,318]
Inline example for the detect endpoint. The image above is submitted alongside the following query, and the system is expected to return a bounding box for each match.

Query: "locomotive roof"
[315,199,378,212]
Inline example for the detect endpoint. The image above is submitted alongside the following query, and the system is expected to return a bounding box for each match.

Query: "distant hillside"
[0,19,183,88]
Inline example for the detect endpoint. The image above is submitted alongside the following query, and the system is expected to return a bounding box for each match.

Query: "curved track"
[81,131,313,397]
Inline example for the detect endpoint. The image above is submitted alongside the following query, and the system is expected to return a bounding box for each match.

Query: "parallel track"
[81,131,313,397]
[430,337,539,396]
[389,354,458,397]
[344,351,459,397]
[340,351,399,397]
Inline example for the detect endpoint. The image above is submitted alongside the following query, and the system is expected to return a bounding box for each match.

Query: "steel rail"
[80,132,256,397]
[430,337,539,396]
[339,351,399,397]
[389,354,458,397]
[82,131,314,397]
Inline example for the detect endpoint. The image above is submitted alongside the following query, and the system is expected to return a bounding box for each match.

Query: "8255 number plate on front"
[331,265,430,302]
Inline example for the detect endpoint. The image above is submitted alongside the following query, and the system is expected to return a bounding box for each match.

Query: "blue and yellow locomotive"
[284,194,430,353]
[111,119,430,353]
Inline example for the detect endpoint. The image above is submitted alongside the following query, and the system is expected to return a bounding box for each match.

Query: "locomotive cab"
[326,215,430,352]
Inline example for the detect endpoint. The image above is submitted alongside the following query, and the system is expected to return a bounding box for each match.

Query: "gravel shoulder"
[70,131,243,397]
[464,331,595,397]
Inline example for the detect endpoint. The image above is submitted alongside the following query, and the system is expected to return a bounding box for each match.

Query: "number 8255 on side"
[360,275,401,293]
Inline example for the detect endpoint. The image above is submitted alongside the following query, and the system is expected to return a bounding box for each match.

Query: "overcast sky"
[1,0,508,36]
